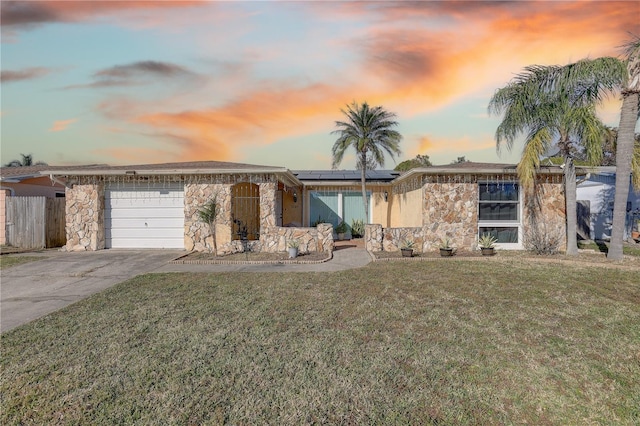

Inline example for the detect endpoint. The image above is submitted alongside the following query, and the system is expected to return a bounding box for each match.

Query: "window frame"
[477,181,523,249]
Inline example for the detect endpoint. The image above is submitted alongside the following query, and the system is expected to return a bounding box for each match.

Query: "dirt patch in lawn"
[172,250,331,264]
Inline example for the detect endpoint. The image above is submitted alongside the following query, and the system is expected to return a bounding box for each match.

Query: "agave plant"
[478,233,498,249]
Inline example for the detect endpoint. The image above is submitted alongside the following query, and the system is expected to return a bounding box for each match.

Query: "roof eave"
[41,168,303,187]
[301,180,394,187]
[392,166,569,185]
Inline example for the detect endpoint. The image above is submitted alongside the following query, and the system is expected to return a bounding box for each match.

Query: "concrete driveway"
[1,249,183,333]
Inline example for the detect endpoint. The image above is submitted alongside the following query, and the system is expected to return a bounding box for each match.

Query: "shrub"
[524,225,562,255]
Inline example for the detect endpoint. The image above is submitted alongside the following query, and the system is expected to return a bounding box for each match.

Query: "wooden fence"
[5,197,66,249]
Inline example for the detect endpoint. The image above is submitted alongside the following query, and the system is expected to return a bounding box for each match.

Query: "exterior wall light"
[293,191,298,203]
[384,191,389,202]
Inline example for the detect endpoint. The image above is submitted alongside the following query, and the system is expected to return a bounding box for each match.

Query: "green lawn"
[578,240,640,257]
[2,260,639,425]
[0,255,43,269]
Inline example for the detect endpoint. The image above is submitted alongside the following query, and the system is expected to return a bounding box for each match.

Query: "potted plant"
[351,219,365,239]
[287,239,299,259]
[335,221,348,240]
[478,233,497,256]
[400,240,415,257]
[439,237,454,257]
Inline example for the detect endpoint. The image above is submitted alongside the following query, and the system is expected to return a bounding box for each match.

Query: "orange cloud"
[92,1,637,165]
[2,1,204,28]
[49,118,77,132]
[413,134,495,157]
[133,82,355,161]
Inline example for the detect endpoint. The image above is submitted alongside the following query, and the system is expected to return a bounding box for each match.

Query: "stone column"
[259,182,277,233]
[317,223,334,252]
[65,183,105,251]
[365,224,382,252]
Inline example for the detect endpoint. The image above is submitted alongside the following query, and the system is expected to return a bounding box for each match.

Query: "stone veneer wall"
[184,183,232,253]
[422,182,478,251]
[364,225,424,252]
[64,183,105,251]
[260,223,334,253]
[522,179,566,250]
[382,227,423,252]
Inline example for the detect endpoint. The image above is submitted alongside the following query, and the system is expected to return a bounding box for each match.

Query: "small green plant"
[478,233,497,249]
[401,240,415,250]
[351,219,365,238]
[287,239,300,249]
[439,237,452,249]
[197,195,219,255]
[335,221,347,234]
[311,216,326,227]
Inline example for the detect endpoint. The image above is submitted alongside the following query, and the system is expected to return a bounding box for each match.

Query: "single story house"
[44,160,569,253]
[576,167,640,240]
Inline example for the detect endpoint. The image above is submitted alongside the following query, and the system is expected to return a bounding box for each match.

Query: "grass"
[578,240,640,257]
[0,255,43,269]
[2,260,639,424]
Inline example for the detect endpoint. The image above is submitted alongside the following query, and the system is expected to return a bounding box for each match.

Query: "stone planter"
[439,248,454,257]
[337,233,345,241]
[481,247,495,256]
[288,247,298,259]
[401,248,413,258]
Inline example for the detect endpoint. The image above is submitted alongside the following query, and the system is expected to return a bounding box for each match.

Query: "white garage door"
[105,183,184,249]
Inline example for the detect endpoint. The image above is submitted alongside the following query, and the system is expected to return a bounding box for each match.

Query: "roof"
[393,161,571,184]
[42,161,285,174]
[42,161,302,187]
[0,165,92,182]
[429,162,517,170]
[293,170,400,183]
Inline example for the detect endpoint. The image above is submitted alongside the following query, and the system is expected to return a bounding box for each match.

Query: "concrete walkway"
[1,245,371,333]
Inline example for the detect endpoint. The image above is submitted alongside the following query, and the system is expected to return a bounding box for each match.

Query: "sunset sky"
[1,1,638,169]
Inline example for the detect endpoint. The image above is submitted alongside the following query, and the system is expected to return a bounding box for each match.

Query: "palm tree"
[4,153,48,167]
[608,37,640,260]
[488,58,625,255]
[331,101,402,222]
[197,195,220,256]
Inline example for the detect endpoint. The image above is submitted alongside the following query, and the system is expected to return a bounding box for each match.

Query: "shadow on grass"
[595,240,609,254]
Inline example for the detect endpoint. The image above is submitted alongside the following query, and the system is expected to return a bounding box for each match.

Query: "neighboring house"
[45,160,569,253]
[576,167,640,240]
[0,165,67,198]
[0,166,67,246]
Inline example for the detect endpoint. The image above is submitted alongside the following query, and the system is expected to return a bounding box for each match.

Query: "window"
[308,190,370,232]
[478,183,521,246]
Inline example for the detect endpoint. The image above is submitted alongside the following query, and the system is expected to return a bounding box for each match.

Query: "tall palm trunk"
[360,152,369,222]
[608,92,639,260]
[564,155,578,255]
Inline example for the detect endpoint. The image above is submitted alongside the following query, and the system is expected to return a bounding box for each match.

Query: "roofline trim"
[40,168,303,187]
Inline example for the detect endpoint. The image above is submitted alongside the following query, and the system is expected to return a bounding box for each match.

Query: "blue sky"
[1,1,638,169]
